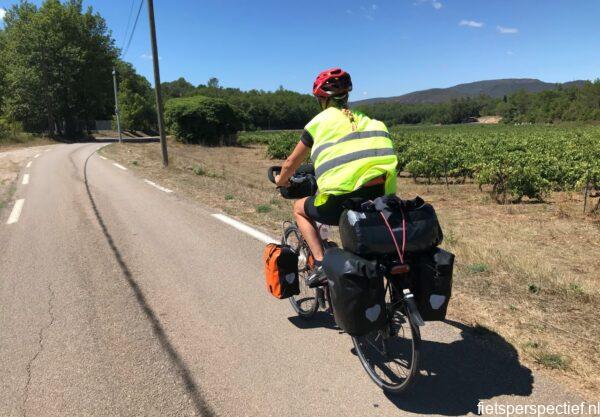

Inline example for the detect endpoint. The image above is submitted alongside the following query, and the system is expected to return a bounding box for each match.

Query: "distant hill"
[351,78,587,106]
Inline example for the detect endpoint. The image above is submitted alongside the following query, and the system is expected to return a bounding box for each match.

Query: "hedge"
[164,95,245,145]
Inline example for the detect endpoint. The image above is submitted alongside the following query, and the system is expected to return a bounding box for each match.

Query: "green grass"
[523,340,541,349]
[535,353,569,370]
[0,184,17,212]
[191,165,206,176]
[467,263,489,274]
[568,282,584,295]
[528,283,541,294]
[256,204,272,213]
[225,194,234,201]
[444,230,457,245]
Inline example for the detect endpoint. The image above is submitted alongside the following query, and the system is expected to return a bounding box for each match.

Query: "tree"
[0,0,117,137]
[161,77,195,100]
[164,95,245,145]
[207,77,220,89]
[116,61,156,132]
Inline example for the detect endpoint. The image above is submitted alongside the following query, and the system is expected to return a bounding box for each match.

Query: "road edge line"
[6,199,25,224]
[113,162,127,171]
[144,179,173,193]
[211,213,278,244]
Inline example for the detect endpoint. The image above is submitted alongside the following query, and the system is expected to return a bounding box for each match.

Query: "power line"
[121,0,144,58]
[120,0,136,53]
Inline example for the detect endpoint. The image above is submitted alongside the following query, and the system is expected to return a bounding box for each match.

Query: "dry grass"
[102,140,600,397]
[0,136,54,152]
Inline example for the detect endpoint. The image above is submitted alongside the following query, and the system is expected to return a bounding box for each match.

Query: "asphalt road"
[0,143,587,416]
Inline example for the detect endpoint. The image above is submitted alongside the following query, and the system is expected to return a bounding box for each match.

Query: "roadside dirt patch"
[0,145,57,213]
[102,141,600,398]
[476,115,502,124]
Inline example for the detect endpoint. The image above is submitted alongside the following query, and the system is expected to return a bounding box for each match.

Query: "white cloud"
[507,50,514,55]
[345,9,353,14]
[0,8,7,21]
[414,0,442,10]
[372,4,378,10]
[363,91,368,96]
[459,19,484,28]
[365,14,374,21]
[497,25,518,34]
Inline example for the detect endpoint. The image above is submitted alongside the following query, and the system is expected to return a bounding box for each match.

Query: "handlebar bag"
[323,247,386,336]
[279,175,317,199]
[339,195,443,256]
[411,248,454,321]
[263,243,300,299]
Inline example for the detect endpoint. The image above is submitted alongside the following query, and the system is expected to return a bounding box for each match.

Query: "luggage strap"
[379,209,406,264]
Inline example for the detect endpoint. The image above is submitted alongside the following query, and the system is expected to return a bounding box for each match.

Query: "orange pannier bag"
[263,243,300,299]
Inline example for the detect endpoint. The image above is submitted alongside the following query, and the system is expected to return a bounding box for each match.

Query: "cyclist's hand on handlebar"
[274,174,290,188]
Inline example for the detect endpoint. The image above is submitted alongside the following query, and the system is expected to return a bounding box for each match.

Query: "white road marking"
[44,149,51,152]
[113,163,127,170]
[144,179,173,193]
[99,156,107,160]
[211,213,277,244]
[6,199,25,225]
[22,174,30,185]
[34,154,40,159]
[26,161,32,168]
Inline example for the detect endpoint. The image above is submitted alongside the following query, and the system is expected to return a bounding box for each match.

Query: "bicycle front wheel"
[352,286,421,394]
[283,225,319,318]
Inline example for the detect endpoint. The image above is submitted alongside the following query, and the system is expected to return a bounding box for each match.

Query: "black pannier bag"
[339,195,443,256]
[323,247,386,336]
[279,174,317,199]
[412,247,454,321]
[279,164,318,199]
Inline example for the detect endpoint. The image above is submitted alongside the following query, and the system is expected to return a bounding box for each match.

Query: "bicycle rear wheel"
[352,282,420,394]
[283,225,319,318]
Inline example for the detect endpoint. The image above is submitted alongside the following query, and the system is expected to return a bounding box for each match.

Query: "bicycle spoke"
[353,297,420,393]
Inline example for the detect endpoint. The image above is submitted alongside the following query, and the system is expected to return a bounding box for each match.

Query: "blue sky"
[1,0,599,98]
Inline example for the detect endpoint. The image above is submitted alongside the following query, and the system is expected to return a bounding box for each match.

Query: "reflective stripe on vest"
[315,148,396,178]
[311,130,391,163]
[304,108,398,206]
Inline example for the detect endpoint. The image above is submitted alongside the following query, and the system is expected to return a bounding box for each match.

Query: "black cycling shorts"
[303,184,385,226]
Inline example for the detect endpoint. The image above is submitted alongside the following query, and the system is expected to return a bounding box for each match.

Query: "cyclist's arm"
[275,141,310,187]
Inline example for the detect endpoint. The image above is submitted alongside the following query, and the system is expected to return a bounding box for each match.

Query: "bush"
[265,131,299,159]
[0,119,9,139]
[238,129,302,146]
[164,95,245,145]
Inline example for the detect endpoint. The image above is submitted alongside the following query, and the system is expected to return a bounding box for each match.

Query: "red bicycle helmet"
[313,68,353,98]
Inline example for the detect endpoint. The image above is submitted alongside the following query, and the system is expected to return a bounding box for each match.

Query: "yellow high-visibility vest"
[305,107,398,206]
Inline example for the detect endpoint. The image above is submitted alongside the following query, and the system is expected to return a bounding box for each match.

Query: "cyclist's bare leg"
[293,198,324,262]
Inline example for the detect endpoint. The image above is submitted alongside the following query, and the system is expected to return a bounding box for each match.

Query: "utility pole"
[112,66,123,143]
[147,0,169,167]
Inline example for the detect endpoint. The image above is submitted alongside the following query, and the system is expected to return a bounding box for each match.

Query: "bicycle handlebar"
[267,164,317,199]
[268,165,314,185]
[267,166,282,184]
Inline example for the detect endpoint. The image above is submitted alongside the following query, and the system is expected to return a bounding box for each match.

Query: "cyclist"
[275,68,398,286]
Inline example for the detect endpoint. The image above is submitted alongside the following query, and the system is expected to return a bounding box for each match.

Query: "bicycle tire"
[283,225,319,318]
[351,284,421,394]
